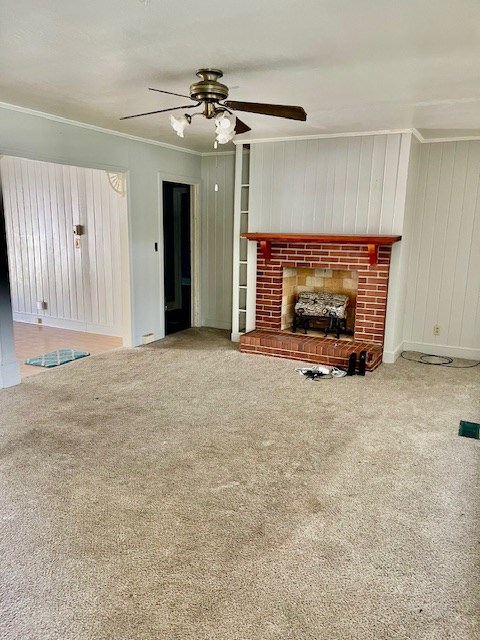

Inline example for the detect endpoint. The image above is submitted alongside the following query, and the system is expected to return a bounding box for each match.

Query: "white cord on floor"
[295,365,347,379]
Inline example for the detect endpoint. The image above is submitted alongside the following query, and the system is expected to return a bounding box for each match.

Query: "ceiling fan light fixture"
[215,129,235,145]
[215,111,236,133]
[170,113,191,138]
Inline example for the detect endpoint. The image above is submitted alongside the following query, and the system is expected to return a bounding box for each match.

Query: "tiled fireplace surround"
[240,241,394,371]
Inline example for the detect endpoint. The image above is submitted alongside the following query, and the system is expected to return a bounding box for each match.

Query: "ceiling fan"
[120,68,307,144]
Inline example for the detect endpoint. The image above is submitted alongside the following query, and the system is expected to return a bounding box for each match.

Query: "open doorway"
[0,156,130,378]
[163,181,192,335]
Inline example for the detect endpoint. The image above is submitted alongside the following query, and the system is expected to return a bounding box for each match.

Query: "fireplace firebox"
[292,292,349,339]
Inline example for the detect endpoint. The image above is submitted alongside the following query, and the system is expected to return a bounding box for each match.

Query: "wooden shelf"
[240,233,401,265]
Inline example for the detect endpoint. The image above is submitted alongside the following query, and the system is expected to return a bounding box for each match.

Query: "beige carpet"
[0,328,478,640]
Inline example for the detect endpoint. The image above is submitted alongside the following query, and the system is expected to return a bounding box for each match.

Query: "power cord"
[401,350,480,369]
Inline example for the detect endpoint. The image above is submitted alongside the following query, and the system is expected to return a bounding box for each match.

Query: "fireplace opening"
[281,268,358,340]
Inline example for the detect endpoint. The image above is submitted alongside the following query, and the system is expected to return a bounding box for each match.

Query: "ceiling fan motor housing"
[190,68,229,111]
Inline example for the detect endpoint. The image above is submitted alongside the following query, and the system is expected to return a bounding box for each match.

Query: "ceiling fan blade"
[224,100,307,121]
[234,117,251,135]
[149,88,193,99]
[120,103,198,121]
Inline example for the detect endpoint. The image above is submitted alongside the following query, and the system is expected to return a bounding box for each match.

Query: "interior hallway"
[14,322,123,378]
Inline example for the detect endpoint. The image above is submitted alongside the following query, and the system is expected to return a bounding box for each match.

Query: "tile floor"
[14,322,123,378]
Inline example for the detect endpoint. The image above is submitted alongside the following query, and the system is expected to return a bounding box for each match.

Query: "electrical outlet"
[433,324,440,336]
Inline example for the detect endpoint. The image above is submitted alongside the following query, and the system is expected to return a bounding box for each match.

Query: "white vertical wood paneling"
[70,166,85,322]
[249,134,404,234]
[343,137,361,231]
[28,161,43,315]
[0,156,125,336]
[354,136,373,231]
[200,153,235,330]
[365,136,387,233]
[403,141,480,355]
[91,170,104,325]
[280,143,296,231]
[379,134,402,234]
[303,140,319,232]
[41,162,58,317]
[79,167,93,325]
[383,133,416,362]
[448,143,480,346]
[332,138,348,232]
[12,159,30,313]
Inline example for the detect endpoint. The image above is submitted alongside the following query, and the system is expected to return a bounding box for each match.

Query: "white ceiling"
[1,0,479,153]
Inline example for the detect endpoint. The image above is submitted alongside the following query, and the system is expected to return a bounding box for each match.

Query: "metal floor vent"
[458,420,480,440]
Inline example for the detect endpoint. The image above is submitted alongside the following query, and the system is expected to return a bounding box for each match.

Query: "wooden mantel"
[240,233,402,266]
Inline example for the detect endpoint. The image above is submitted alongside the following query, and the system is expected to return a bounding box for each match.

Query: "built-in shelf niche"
[231,144,252,340]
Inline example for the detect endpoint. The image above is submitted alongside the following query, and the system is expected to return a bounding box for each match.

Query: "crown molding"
[235,128,480,146]
[2,102,478,152]
[201,150,236,156]
[411,129,425,143]
[0,101,204,156]
[412,128,480,143]
[234,129,416,145]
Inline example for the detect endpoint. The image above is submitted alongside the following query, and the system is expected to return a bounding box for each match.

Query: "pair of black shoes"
[347,351,366,376]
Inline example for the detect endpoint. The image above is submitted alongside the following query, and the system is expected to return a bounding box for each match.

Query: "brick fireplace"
[239,234,401,371]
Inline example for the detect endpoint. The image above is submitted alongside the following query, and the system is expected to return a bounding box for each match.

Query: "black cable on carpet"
[401,350,480,369]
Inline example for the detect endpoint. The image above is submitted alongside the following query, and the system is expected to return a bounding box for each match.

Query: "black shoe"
[357,351,366,376]
[347,352,356,376]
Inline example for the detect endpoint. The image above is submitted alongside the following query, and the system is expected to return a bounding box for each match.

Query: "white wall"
[200,153,235,330]
[403,141,480,358]
[249,135,408,234]
[1,156,125,336]
[383,136,420,362]
[0,105,202,348]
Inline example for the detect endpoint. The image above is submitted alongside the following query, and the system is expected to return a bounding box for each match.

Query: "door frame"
[158,173,200,338]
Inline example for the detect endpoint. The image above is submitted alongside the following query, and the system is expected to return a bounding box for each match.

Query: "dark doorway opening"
[163,181,191,335]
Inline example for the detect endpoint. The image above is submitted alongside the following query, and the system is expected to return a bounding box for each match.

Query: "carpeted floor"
[0,328,478,640]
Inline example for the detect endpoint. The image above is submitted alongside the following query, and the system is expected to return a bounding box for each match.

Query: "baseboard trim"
[202,318,231,331]
[403,341,480,361]
[230,331,244,343]
[13,313,122,337]
[382,341,404,364]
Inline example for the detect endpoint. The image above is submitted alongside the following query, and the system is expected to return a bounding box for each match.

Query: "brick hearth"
[239,239,394,371]
[241,330,383,371]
